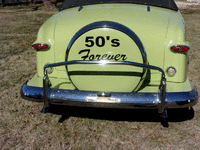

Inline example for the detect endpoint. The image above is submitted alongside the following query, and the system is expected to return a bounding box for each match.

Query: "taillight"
[32,43,49,50]
[171,45,190,52]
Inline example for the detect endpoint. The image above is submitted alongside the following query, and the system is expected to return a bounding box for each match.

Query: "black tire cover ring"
[66,21,147,64]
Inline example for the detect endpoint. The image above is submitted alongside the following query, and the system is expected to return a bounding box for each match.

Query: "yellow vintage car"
[21,0,198,121]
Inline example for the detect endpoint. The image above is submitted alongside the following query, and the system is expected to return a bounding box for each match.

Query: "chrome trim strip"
[21,83,198,109]
[66,21,147,64]
[44,60,165,79]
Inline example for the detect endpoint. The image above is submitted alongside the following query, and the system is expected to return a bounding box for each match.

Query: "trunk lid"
[53,4,172,91]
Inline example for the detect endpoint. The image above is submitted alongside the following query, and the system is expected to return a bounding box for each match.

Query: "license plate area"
[87,97,120,103]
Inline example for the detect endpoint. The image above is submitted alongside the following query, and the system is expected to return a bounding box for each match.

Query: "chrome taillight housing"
[32,43,49,50]
[171,45,190,52]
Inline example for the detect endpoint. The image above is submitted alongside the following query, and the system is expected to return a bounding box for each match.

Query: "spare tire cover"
[66,21,146,92]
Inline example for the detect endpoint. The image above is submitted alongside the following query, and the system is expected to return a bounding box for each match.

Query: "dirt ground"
[0,2,200,149]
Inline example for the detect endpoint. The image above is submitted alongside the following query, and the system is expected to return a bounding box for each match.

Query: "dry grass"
[0,4,200,149]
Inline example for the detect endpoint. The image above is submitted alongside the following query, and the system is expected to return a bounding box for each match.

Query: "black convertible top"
[59,0,178,11]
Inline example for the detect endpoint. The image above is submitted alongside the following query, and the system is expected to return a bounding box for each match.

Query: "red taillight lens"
[171,45,190,52]
[32,43,49,50]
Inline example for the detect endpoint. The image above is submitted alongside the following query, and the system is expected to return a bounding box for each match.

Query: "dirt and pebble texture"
[176,0,200,9]
[0,3,200,149]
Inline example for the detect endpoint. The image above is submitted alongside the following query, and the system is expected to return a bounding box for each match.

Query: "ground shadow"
[47,105,194,124]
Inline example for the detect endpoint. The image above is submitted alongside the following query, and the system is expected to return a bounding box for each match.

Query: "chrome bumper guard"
[21,60,198,114]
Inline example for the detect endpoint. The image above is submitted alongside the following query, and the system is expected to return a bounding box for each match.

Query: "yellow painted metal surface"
[27,74,192,92]
[31,3,190,92]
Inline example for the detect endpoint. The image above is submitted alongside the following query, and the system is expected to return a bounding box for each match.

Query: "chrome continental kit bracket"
[41,60,167,117]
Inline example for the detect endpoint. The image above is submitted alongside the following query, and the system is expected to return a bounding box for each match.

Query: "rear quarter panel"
[164,11,189,82]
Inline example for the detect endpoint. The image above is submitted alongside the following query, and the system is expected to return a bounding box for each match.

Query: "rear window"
[59,0,178,11]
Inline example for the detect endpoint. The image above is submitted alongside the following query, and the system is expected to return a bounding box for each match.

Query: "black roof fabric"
[59,0,178,11]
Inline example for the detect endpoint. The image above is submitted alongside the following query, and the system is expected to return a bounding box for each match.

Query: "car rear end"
[21,1,198,118]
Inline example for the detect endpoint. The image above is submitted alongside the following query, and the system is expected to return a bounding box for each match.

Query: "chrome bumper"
[21,82,198,109]
[21,60,198,114]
